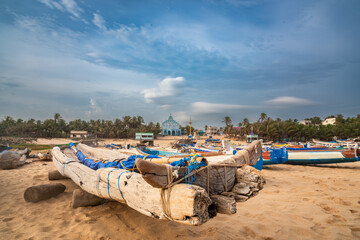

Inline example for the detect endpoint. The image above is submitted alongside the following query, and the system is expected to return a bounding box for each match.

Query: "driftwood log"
[72,189,106,208]
[209,195,236,215]
[52,147,212,225]
[48,170,69,180]
[24,183,66,203]
[231,165,266,199]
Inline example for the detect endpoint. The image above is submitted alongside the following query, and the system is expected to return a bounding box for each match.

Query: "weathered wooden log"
[235,165,266,190]
[51,147,212,225]
[221,192,249,202]
[72,189,106,208]
[135,158,236,194]
[48,170,69,180]
[0,151,27,169]
[209,195,236,215]
[231,182,255,196]
[231,165,266,199]
[24,183,66,203]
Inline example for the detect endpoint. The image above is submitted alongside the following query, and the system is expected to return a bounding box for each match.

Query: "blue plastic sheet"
[69,142,160,171]
[269,148,288,164]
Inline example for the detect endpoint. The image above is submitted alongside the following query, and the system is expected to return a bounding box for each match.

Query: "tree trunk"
[209,195,236,215]
[24,183,66,203]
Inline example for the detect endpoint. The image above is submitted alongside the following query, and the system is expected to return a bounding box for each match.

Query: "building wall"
[161,115,181,136]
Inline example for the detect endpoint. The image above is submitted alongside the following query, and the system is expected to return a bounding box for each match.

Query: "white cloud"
[265,96,316,107]
[37,0,82,18]
[191,102,250,114]
[142,77,186,104]
[37,0,64,11]
[86,98,102,117]
[60,0,82,17]
[92,13,106,30]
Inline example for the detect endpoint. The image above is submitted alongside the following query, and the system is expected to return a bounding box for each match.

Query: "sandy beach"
[1,139,359,240]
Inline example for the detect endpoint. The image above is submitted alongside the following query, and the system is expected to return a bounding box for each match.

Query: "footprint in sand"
[326,214,347,224]
[32,174,44,180]
[349,209,358,214]
[41,226,52,232]
[2,217,14,222]
[311,223,325,233]
[241,226,257,238]
[327,196,351,206]
[350,227,360,238]
[319,203,333,213]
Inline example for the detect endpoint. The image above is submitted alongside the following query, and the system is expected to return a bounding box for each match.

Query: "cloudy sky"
[0,0,359,128]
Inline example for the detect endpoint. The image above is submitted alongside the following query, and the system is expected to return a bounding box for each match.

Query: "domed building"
[161,115,181,136]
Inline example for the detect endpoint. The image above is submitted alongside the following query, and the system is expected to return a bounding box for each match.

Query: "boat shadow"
[299,164,360,170]
[262,165,292,171]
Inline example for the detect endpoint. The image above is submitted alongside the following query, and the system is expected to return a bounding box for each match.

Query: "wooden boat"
[51,140,263,225]
[136,146,222,159]
[136,141,263,191]
[262,147,360,165]
[52,145,211,225]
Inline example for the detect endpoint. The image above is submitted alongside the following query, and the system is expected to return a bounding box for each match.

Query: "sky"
[0,0,359,128]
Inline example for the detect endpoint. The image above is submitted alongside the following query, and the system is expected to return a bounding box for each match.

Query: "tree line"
[0,114,162,139]
[222,113,360,142]
[1,113,359,141]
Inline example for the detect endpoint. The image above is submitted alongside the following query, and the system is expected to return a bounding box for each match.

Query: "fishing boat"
[51,140,263,225]
[262,146,359,165]
[136,145,222,158]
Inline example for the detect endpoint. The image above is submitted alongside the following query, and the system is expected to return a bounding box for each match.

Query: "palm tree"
[222,116,232,136]
[259,113,268,123]
[54,113,61,124]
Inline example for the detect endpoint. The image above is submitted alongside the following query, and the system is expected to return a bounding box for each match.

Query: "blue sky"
[0,0,359,128]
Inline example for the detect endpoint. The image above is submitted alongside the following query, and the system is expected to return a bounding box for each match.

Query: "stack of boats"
[51,138,359,225]
[51,140,264,225]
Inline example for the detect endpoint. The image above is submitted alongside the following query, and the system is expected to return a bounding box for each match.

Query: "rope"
[166,165,174,185]
[107,168,117,199]
[160,187,173,220]
[163,163,245,190]
[117,171,129,201]
[207,166,210,195]
[96,168,107,196]
[224,166,228,192]
[243,150,250,164]
[63,158,75,174]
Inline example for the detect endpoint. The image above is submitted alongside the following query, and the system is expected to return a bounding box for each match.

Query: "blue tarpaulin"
[69,142,160,171]
[269,148,288,164]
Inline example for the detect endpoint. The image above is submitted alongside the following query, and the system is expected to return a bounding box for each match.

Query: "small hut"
[70,131,88,138]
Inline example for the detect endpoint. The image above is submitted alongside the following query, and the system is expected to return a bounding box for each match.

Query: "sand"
[1,139,360,239]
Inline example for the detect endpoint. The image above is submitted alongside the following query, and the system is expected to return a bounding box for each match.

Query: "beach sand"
[1,139,360,239]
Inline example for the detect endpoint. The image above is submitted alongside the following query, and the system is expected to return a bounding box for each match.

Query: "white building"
[299,120,312,125]
[205,126,218,135]
[70,130,88,138]
[322,118,336,125]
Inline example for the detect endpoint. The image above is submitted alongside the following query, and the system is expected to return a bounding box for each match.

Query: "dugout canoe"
[136,146,222,158]
[51,146,211,225]
[136,140,263,193]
